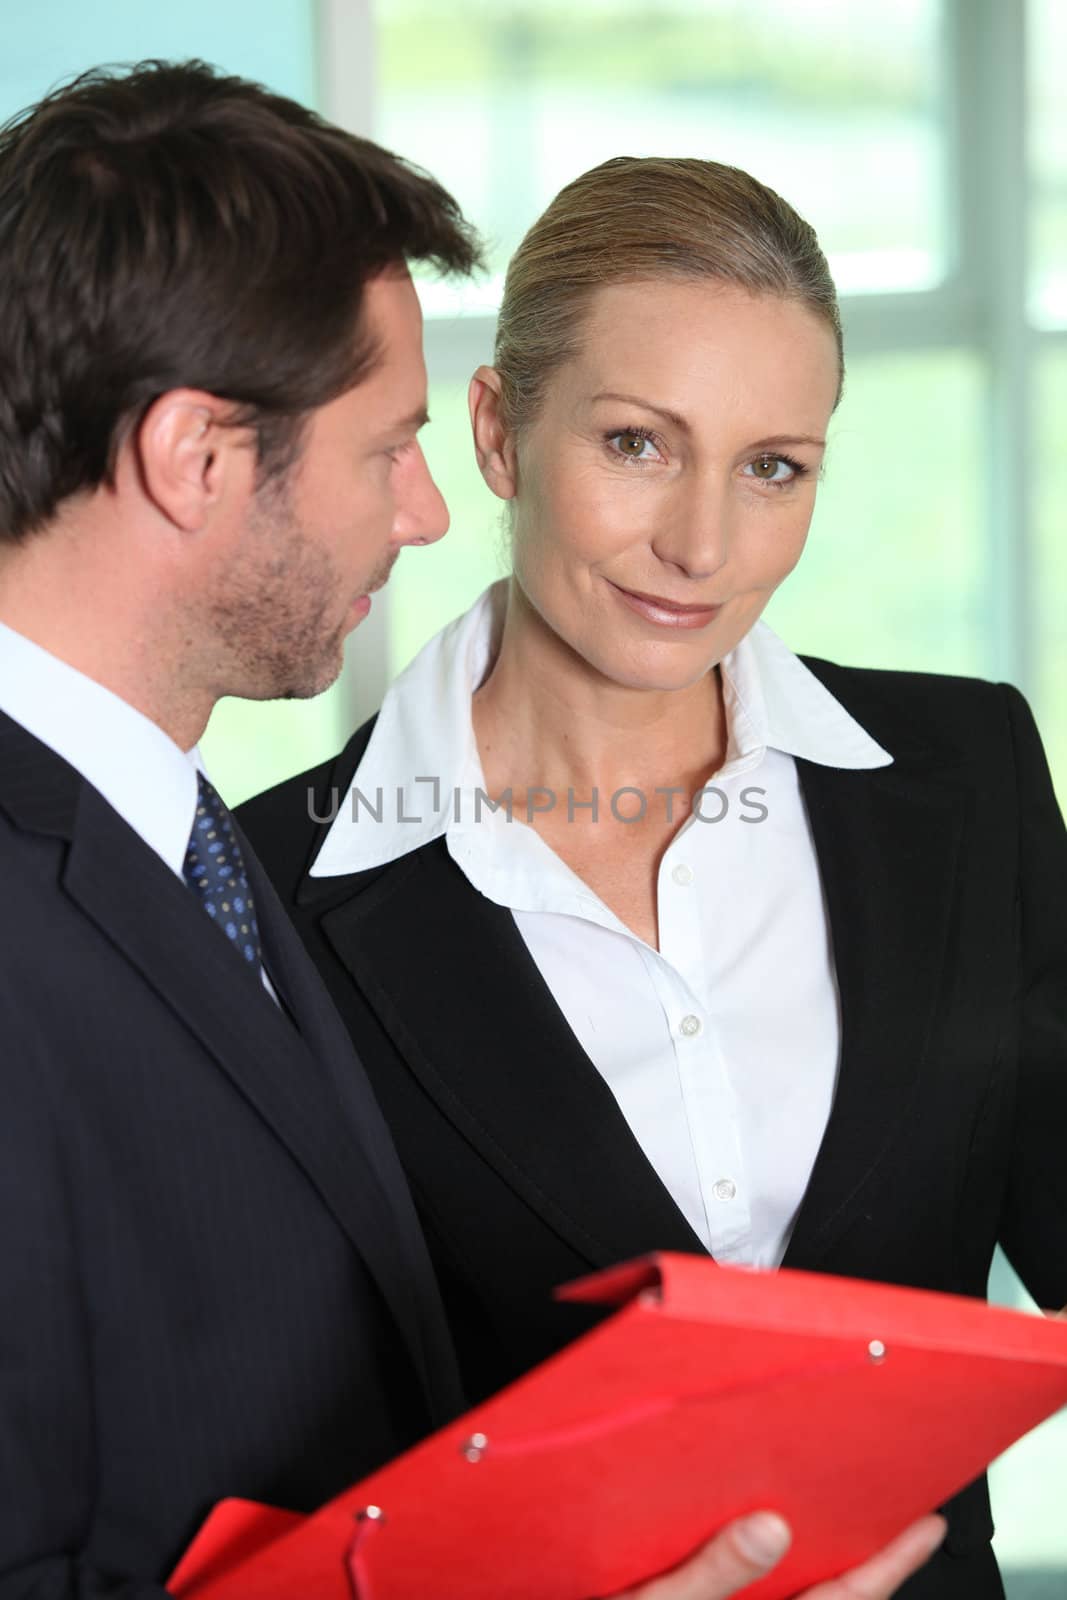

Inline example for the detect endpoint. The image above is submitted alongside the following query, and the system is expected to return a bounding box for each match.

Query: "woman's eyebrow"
[748,433,827,451]
[591,390,689,429]
[590,392,825,451]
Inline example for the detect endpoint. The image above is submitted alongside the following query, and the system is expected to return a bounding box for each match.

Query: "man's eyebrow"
[378,405,430,438]
[590,392,826,450]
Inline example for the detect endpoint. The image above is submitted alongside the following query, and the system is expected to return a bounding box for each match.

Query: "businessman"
[0,59,942,1597]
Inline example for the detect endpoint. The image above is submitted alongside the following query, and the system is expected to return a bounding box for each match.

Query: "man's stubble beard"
[203,474,361,702]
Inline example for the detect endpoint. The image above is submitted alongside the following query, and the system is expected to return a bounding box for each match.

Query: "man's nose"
[393,442,449,547]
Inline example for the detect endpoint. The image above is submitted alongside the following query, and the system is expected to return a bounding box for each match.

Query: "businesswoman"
[238,156,1067,1600]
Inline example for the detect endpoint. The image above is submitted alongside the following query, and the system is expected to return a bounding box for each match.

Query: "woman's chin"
[587,647,722,696]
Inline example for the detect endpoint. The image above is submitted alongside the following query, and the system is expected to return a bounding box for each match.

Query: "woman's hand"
[609,1511,948,1600]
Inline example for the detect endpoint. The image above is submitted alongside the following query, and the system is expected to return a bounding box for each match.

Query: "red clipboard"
[170,1256,1067,1599]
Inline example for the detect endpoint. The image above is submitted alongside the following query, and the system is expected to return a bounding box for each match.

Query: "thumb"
[621,1512,792,1599]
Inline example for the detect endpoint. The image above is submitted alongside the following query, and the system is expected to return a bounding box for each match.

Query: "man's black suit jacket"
[239,658,1067,1600]
[0,710,464,1596]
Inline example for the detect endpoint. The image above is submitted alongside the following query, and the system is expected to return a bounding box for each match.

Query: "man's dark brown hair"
[0,58,482,543]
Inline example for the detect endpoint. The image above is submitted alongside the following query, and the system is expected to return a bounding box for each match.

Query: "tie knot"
[184,773,262,970]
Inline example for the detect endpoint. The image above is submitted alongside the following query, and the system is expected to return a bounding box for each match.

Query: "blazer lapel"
[309,840,707,1273]
[0,713,444,1419]
[783,752,968,1268]
[239,834,463,1419]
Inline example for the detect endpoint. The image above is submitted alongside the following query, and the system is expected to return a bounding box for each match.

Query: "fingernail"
[735,1512,792,1567]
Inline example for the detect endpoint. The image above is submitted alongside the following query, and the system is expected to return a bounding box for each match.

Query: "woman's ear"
[468,366,518,501]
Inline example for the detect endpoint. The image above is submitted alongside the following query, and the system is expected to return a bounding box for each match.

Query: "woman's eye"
[608,430,660,463]
[744,454,802,485]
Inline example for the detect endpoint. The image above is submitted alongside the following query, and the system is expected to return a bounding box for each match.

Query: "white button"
[679,1014,702,1038]
[713,1178,737,1201]
[671,863,694,886]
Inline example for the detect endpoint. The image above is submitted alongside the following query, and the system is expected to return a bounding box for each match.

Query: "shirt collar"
[724,616,895,773]
[310,580,892,879]
[0,621,206,877]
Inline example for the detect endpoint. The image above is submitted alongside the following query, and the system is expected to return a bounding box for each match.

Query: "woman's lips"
[609,581,722,630]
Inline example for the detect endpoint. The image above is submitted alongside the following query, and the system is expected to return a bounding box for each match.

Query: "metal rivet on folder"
[868,1339,887,1363]
[461,1432,489,1462]
[356,1505,387,1524]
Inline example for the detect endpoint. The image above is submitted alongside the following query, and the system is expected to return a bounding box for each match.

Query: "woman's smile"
[606,579,724,630]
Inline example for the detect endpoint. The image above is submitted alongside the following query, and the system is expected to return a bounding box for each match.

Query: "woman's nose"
[649,481,731,580]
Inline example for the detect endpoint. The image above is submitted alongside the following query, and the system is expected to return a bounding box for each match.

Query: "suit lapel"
[238,833,463,1417]
[311,840,707,1273]
[0,709,444,1419]
[783,752,967,1267]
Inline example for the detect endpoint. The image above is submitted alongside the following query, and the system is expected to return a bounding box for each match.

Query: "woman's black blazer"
[237,655,1067,1600]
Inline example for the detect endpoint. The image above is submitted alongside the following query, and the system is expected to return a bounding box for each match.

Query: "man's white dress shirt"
[0,621,278,1001]
[312,582,893,1268]
[0,621,204,872]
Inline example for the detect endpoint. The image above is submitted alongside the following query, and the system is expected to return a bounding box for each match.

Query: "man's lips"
[608,581,723,629]
[350,559,399,618]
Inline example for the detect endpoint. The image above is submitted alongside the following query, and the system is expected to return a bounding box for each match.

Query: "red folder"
[170,1256,1067,1600]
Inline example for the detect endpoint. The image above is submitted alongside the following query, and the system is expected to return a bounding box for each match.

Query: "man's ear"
[468,366,518,501]
[132,390,254,532]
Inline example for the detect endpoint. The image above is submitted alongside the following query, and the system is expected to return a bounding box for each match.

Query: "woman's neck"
[471,580,729,804]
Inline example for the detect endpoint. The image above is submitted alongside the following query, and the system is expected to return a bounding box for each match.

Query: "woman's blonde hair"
[493,155,843,432]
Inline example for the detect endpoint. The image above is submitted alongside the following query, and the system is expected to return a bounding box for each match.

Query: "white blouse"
[312,583,893,1268]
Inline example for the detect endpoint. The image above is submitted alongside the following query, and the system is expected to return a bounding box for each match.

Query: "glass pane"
[377,0,947,307]
[1034,345,1067,805]
[0,0,315,120]
[392,348,988,681]
[1029,0,1067,326]
[389,377,506,674]
[764,346,987,676]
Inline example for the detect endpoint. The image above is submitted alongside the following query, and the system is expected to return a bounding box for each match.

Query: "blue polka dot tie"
[183,773,262,971]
